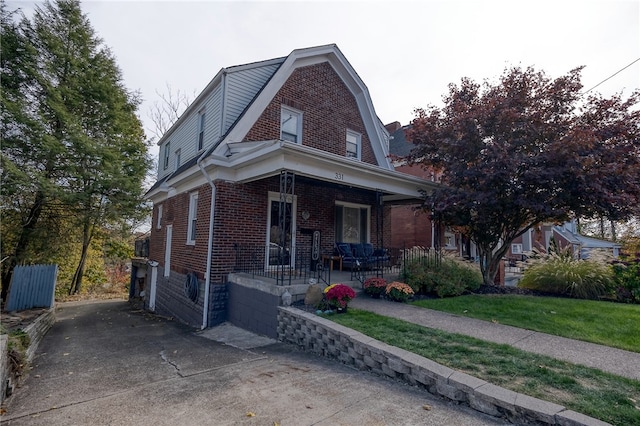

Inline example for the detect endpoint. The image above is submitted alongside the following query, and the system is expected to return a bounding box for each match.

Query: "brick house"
[385,123,479,261]
[143,45,439,336]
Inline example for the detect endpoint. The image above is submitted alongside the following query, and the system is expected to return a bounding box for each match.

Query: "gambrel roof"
[147,44,438,202]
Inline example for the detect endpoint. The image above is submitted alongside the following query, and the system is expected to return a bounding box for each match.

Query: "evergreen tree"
[1,0,152,297]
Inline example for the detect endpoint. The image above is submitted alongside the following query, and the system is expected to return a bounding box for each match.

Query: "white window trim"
[156,204,163,230]
[265,191,297,270]
[346,129,361,160]
[280,106,303,144]
[512,243,523,255]
[187,192,198,245]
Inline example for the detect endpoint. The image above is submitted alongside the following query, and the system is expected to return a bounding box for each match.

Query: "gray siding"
[222,64,281,134]
[157,62,280,181]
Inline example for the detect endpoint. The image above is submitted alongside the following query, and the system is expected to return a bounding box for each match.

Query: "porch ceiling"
[200,140,440,201]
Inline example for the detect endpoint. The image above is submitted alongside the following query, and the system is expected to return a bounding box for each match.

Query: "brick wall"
[148,176,385,328]
[389,204,432,248]
[149,183,212,277]
[211,177,383,282]
[245,62,378,165]
[154,266,205,328]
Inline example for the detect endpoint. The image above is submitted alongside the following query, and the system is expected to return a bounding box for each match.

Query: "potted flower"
[363,277,387,298]
[385,281,414,303]
[324,283,356,313]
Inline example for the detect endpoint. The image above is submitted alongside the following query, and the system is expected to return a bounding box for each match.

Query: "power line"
[584,57,640,93]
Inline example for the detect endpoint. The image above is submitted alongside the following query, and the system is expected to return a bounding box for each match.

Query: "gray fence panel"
[6,264,58,311]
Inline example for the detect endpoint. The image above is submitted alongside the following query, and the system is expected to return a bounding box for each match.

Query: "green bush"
[400,256,482,297]
[611,253,640,303]
[518,256,614,300]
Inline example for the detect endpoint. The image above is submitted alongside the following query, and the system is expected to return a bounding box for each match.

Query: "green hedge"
[400,257,482,297]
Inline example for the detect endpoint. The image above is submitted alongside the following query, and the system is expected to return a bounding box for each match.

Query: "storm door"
[265,193,296,268]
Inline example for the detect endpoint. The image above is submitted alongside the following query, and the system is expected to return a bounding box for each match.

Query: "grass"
[330,309,640,426]
[411,295,640,353]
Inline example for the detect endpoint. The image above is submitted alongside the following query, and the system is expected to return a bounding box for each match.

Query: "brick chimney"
[384,121,402,133]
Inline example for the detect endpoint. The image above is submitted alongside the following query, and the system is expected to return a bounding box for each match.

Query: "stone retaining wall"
[23,309,55,362]
[277,307,609,426]
[1,309,55,404]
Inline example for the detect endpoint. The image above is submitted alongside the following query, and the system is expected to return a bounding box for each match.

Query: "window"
[197,110,205,151]
[346,130,361,160]
[512,243,523,255]
[175,148,181,171]
[187,192,198,245]
[280,106,302,143]
[163,141,170,170]
[335,203,370,244]
[156,204,163,229]
[444,231,456,248]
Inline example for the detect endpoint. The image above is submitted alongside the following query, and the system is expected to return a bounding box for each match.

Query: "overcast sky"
[10,0,640,163]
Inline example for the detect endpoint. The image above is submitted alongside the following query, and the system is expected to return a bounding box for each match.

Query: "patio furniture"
[334,242,390,270]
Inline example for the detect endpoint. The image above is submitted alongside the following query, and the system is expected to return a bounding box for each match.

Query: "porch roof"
[200,140,440,201]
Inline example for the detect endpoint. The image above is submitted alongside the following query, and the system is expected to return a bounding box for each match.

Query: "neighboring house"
[385,124,478,261]
[143,45,439,336]
[510,220,621,260]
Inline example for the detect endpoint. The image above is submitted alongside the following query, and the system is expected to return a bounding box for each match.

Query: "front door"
[266,193,296,268]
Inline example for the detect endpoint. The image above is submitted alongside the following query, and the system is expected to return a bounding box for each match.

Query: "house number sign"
[312,231,320,261]
[334,172,344,181]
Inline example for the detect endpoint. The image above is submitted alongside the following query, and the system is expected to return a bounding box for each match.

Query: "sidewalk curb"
[278,307,611,426]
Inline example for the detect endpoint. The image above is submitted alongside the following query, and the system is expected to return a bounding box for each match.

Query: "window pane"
[281,107,301,143]
[343,207,361,244]
[346,141,358,158]
[346,131,360,159]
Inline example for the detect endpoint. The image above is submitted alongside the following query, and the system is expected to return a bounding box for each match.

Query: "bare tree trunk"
[610,220,617,242]
[1,190,46,301]
[600,217,606,239]
[69,219,93,295]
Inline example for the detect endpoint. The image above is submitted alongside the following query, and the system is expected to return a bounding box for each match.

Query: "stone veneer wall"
[277,307,609,426]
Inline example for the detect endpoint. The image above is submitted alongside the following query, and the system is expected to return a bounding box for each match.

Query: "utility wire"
[583,57,640,93]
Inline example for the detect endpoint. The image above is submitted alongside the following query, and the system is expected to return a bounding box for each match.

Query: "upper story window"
[175,148,181,171]
[197,109,206,151]
[346,130,361,160]
[280,106,302,144]
[163,141,171,170]
[187,192,198,245]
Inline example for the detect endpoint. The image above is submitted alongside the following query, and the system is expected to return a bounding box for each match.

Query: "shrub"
[611,253,640,303]
[518,256,615,300]
[385,281,414,302]
[400,255,482,297]
[363,277,387,298]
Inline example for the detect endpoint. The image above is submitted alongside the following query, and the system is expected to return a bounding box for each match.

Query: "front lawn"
[411,295,640,353]
[330,310,640,426]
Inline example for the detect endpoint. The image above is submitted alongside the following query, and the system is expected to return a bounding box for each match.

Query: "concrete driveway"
[2,300,506,425]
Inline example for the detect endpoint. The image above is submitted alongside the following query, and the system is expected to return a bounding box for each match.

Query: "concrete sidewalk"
[350,296,640,381]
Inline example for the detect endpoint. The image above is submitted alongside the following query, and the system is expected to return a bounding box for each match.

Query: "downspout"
[198,70,226,330]
[198,158,216,330]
